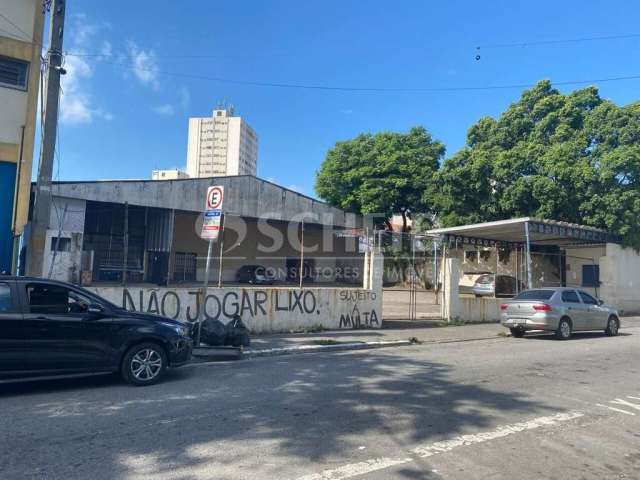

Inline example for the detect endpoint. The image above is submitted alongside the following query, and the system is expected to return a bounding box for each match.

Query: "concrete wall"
[600,243,640,314]
[89,251,384,333]
[440,257,503,323]
[42,198,86,280]
[563,245,606,297]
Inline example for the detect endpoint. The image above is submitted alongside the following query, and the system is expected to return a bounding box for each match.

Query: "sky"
[39,0,640,198]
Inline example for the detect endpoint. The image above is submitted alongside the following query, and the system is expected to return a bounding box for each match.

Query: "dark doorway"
[148,252,169,285]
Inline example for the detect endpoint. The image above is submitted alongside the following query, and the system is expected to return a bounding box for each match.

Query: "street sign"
[206,185,224,210]
[201,209,223,240]
[359,235,374,253]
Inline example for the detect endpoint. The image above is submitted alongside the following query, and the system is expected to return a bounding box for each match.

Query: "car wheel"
[556,317,572,340]
[509,327,526,338]
[605,316,619,336]
[122,342,167,386]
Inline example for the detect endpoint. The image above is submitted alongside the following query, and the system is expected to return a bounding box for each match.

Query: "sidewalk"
[192,316,640,361]
[248,320,506,351]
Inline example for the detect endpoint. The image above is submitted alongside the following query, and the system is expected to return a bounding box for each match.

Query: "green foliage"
[315,81,640,248]
[433,80,640,248]
[315,126,445,226]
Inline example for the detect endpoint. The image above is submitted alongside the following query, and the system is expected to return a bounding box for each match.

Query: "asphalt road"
[2,325,640,480]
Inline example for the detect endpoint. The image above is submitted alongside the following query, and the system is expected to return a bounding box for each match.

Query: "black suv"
[0,277,193,386]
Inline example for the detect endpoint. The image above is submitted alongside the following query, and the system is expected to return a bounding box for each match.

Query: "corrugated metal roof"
[427,217,618,246]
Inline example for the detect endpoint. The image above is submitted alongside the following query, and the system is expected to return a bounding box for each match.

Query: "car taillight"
[533,304,552,312]
[500,304,508,310]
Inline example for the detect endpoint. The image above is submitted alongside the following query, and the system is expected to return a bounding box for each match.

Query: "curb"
[243,339,413,358]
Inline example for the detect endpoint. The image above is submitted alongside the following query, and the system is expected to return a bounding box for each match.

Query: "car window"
[0,282,14,313]
[26,283,93,315]
[561,290,580,303]
[513,290,554,301]
[578,291,599,305]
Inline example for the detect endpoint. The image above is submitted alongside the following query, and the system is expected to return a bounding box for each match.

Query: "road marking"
[411,411,583,458]
[610,398,640,411]
[295,412,583,480]
[296,457,412,480]
[627,396,640,401]
[596,404,635,416]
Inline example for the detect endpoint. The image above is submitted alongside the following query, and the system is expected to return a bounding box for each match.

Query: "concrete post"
[440,257,461,322]
[363,249,370,289]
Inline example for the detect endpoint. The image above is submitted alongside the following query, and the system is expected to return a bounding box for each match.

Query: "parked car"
[472,274,526,297]
[0,277,193,385]
[236,265,272,285]
[500,287,620,340]
[459,271,492,295]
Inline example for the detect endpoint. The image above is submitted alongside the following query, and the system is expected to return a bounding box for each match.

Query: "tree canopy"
[315,126,445,230]
[315,81,640,247]
[433,80,640,247]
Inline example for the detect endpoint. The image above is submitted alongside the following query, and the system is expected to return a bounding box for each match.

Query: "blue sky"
[48,0,640,197]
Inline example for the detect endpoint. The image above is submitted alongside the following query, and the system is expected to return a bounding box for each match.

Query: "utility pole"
[28,0,66,277]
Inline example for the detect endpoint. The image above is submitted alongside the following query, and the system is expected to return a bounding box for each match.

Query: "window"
[513,290,555,301]
[561,290,580,303]
[26,283,93,315]
[582,265,600,287]
[50,237,71,252]
[0,282,14,313]
[0,56,29,90]
[173,252,197,282]
[578,291,599,305]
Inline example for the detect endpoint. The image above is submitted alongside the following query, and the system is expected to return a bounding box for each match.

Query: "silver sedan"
[500,287,620,340]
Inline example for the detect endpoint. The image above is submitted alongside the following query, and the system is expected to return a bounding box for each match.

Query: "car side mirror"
[598,299,604,306]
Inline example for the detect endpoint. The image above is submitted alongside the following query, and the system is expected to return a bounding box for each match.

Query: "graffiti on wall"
[338,290,379,328]
[118,287,380,329]
[121,288,321,322]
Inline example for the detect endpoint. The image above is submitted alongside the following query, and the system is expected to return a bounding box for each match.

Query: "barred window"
[0,56,29,90]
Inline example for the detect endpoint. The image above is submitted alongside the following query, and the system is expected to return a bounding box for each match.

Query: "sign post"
[196,186,225,346]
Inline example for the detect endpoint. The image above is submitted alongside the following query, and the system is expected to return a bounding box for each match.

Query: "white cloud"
[340,109,354,115]
[127,41,159,89]
[100,40,113,58]
[153,104,175,116]
[59,15,112,125]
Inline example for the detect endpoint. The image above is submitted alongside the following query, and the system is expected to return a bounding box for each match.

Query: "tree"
[315,126,445,231]
[433,80,640,247]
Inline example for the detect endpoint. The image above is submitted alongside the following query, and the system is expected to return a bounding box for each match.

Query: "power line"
[477,32,640,50]
[92,56,640,93]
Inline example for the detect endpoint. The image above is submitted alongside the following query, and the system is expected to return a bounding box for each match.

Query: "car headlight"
[166,324,189,337]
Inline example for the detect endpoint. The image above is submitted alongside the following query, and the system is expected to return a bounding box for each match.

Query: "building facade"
[186,107,258,178]
[0,0,44,273]
[29,176,383,334]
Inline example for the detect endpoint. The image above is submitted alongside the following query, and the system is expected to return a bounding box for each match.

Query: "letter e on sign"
[206,185,224,210]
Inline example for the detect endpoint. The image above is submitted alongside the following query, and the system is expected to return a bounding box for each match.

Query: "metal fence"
[378,231,443,320]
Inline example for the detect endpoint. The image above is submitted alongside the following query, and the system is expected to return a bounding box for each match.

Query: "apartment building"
[186,107,258,178]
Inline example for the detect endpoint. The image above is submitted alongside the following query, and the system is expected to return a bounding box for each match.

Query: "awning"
[427,217,619,247]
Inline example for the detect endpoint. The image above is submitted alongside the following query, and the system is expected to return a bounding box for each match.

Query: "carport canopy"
[427,217,619,247]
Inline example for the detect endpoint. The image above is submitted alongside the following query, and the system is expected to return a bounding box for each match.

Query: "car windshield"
[513,290,555,301]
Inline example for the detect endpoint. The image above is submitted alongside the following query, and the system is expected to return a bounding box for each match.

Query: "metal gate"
[378,231,443,321]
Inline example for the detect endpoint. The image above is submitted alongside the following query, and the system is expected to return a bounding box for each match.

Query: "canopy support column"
[524,221,533,288]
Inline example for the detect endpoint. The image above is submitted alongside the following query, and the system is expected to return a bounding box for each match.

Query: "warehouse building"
[27,175,368,288]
